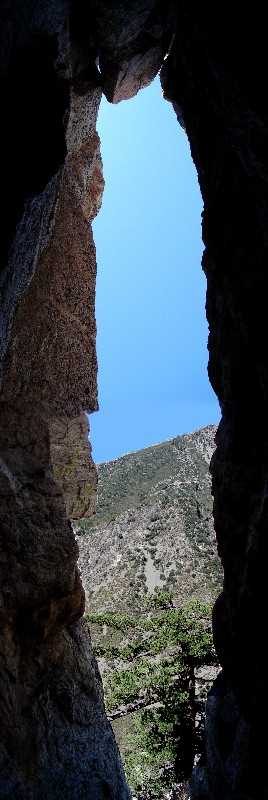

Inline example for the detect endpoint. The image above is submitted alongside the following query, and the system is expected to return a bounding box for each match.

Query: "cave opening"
[91,76,219,464]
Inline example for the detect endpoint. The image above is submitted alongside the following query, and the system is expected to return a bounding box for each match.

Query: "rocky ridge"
[76,425,222,612]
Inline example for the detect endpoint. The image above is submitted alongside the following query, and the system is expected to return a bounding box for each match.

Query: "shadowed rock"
[0,3,127,796]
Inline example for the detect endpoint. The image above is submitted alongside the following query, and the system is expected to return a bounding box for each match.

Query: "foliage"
[86,610,138,632]
[143,589,174,610]
[88,593,217,798]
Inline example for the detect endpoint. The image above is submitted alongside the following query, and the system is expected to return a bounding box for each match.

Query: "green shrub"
[87,593,217,797]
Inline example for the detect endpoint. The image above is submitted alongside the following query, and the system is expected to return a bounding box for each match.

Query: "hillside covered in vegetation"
[87,593,219,798]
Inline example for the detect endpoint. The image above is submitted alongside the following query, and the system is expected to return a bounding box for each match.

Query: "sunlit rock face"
[0,1,266,798]
[50,413,97,520]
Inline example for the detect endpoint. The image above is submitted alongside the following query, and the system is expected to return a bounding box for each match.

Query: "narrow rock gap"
[75,72,222,797]
[91,76,219,465]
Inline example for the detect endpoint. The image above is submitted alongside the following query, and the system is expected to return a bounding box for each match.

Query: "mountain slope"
[75,425,222,611]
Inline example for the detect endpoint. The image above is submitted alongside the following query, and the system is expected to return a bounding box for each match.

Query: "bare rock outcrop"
[50,413,97,519]
[86,0,176,103]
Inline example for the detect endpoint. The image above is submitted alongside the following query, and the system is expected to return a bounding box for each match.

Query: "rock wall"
[161,8,268,798]
[0,3,127,797]
[0,1,266,798]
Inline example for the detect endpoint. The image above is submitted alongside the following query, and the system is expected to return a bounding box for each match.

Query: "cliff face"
[0,4,125,798]
[0,2,267,799]
[76,426,222,612]
[161,10,268,798]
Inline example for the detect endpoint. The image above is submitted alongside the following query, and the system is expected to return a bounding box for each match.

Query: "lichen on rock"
[50,412,97,519]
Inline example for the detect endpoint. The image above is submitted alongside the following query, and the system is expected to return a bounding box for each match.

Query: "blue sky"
[91,77,219,463]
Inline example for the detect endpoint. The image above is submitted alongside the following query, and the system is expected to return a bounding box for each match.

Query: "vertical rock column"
[161,7,268,798]
[0,15,129,800]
